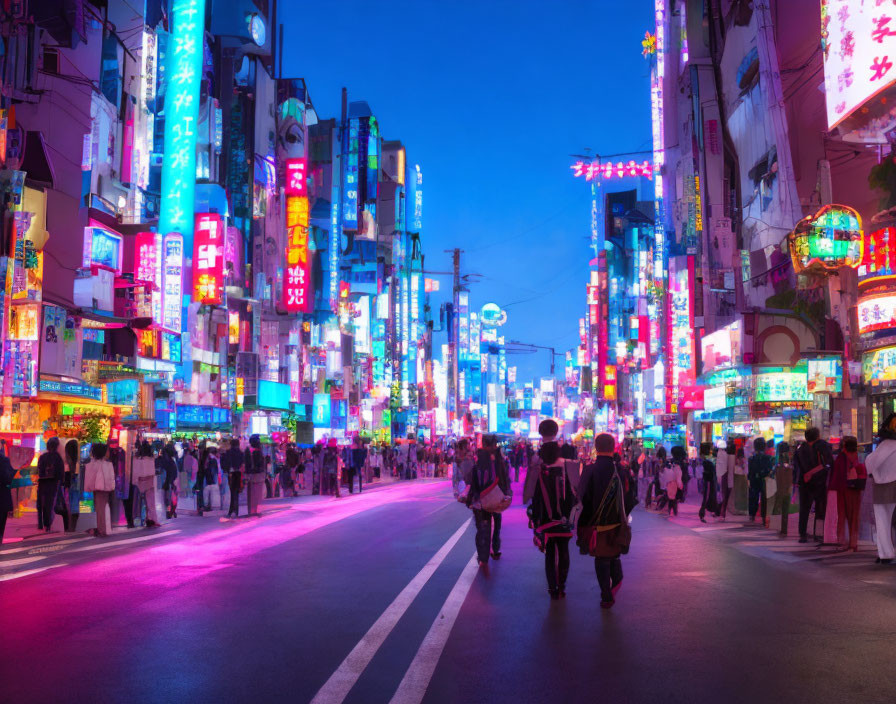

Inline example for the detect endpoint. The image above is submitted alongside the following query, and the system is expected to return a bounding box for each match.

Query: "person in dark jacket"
[469,435,511,567]
[283,443,299,497]
[347,436,367,494]
[63,439,80,532]
[671,446,690,503]
[36,437,65,532]
[698,442,717,523]
[578,433,629,609]
[794,427,833,543]
[0,443,16,543]
[530,440,576,598]
[159,442,179,519]
[747,437,773,526]
[245,435,266,516]
[222,438,244,518]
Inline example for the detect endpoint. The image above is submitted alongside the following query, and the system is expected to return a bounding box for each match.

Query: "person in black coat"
[222,438,244,518]
[36,437,64,533]
[159,442,179,519]
[530,441,576,599]
[0,445,16,544]
[794,427,834,543]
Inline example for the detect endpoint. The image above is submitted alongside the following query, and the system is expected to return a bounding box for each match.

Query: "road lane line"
[389,554,479,704]
[310,518,472,704]
[0,563,66,581]
[66,530,181,553]
[0,555,47,569]
[0,536,92,556]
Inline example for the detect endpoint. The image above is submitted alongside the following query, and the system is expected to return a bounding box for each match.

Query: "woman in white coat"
[83,443,115,537]
[866,413,896,564]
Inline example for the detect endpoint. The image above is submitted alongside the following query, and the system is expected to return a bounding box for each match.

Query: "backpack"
[37,453,57,480]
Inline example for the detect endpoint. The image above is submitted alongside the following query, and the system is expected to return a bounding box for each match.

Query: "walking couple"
[527,422,633,608]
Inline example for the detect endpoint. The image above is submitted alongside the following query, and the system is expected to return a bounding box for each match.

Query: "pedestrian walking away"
[577,433,632,609]
[747,437,773,526]
[36,438,65,533]
[772,442,794,537]
[132,441,160,527]
[697,443,718,523]
[467,434,511,568]
[831,436,866,552]
[245,435,266,516]
[529,438,576,599]
[84,443,115,537]
[222,438,244,518]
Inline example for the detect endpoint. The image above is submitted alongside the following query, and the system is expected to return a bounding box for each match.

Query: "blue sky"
[282,0,653,382]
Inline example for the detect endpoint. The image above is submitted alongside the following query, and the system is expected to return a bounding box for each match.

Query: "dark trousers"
[346,469,362,493]
[545,537,570,592]
[0,510,7,543]
[473,509,501,562]
[798,483,826,538]
[748,484,767,521]
[595,556,623,602]
[698,480,715,519]
[718,480,731,518]
[122,484,137,526]
[37,479,58,530]
[228,472,241,516]
[667,497,678,516]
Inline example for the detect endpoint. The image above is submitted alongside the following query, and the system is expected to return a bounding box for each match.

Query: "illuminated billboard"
[193,213,224,304]
[864,345,896,387]
[162,233,183,332]
[807,356,843,394]
[82,226,122,274]
[754,370,811,403]
[283,192,312,313]
[859,226,896,279]
[700,321,742,374]
[822,0,896,131]
[858,293,896,334]
[788,204,862,275]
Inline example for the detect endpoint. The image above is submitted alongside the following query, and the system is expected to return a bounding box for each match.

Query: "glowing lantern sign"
[787,204,862,275]
[571,160,653,181]
[193,213,224,304]
[283,170,312,313]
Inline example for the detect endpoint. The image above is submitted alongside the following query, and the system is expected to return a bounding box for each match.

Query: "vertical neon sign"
[283,176,312,313]
[158,0,205,275]
[162,233,184,332]
[193,213,224,304]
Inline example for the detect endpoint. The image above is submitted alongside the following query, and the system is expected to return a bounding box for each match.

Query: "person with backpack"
[794,427,833,543]
[322,441,341,497]
[577,433,631,609]
[245,434,266,516]
[529,440,576,599]
[36,437,65,533]
[132,440,159,528]
[468,434,511,568]
[748,437,774,526]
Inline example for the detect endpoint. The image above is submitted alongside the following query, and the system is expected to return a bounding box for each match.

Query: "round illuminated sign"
[480,303,507,327]
[247,13,266,46]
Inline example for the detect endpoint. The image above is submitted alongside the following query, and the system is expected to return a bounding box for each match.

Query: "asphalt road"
[3,478,896,704]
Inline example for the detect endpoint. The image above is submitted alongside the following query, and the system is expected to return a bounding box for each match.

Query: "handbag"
[765,476,777,499]
[846,462,867,491]
[480,477,510,513]
[54,485,68,515]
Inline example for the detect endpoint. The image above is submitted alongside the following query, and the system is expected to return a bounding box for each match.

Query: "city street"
[4,478,896,704]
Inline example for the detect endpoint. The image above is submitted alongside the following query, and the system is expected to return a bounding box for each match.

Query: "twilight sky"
[282,0,653,383]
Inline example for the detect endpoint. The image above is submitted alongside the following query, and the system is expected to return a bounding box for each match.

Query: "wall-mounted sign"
[571,160,653,181]
[822,0,896,131]
[82,225,123,274]
[105,378,140,406]
[193,213,224,304]
[480,302,507,327]
[753,369,811,403]
[788,204,862,275]
[858,293,896,334]
[134,231,158,285]
[257,379,290,411]
[312,393,331,427]
[247,12,265,46]
[701,321,742,374]
[162,233,184,332]
[859,226,896,280]
[175,404,231,428]
[283,191,312,313]
[285,158,307,197]
[864,345,896,387]
[807,356,843,394]
[39,378,102,401]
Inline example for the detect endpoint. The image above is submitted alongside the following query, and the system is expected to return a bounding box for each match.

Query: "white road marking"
[0,536,92,556]
[389,554,480,704]
[310,518,472,704]
[0,555,47,569]
[0,563,66,581]
[692,524,744,532]
[66,530,181,553]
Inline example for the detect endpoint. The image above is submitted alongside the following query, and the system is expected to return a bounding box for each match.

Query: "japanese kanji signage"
[822,0,896,129]
[162,233,183,332]
[283,191,312,313]
[193,213,223,304]
[158,0,205,257]
[134,232,157,285]
[571,160,653,181]
[285,158,307,197]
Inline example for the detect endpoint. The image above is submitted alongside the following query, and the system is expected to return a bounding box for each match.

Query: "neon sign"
[480,302,507,327]
[858,293,896,334]
[285,158,307,197]
[283,185,312,313]
[193,213,223,304]
[859,226,896,279]
[787,204,862,275]
[571,160,653,181]
[134,232,158,285]
[158,0,206,256]
[162,233,183,332]
[864,345,896,387]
